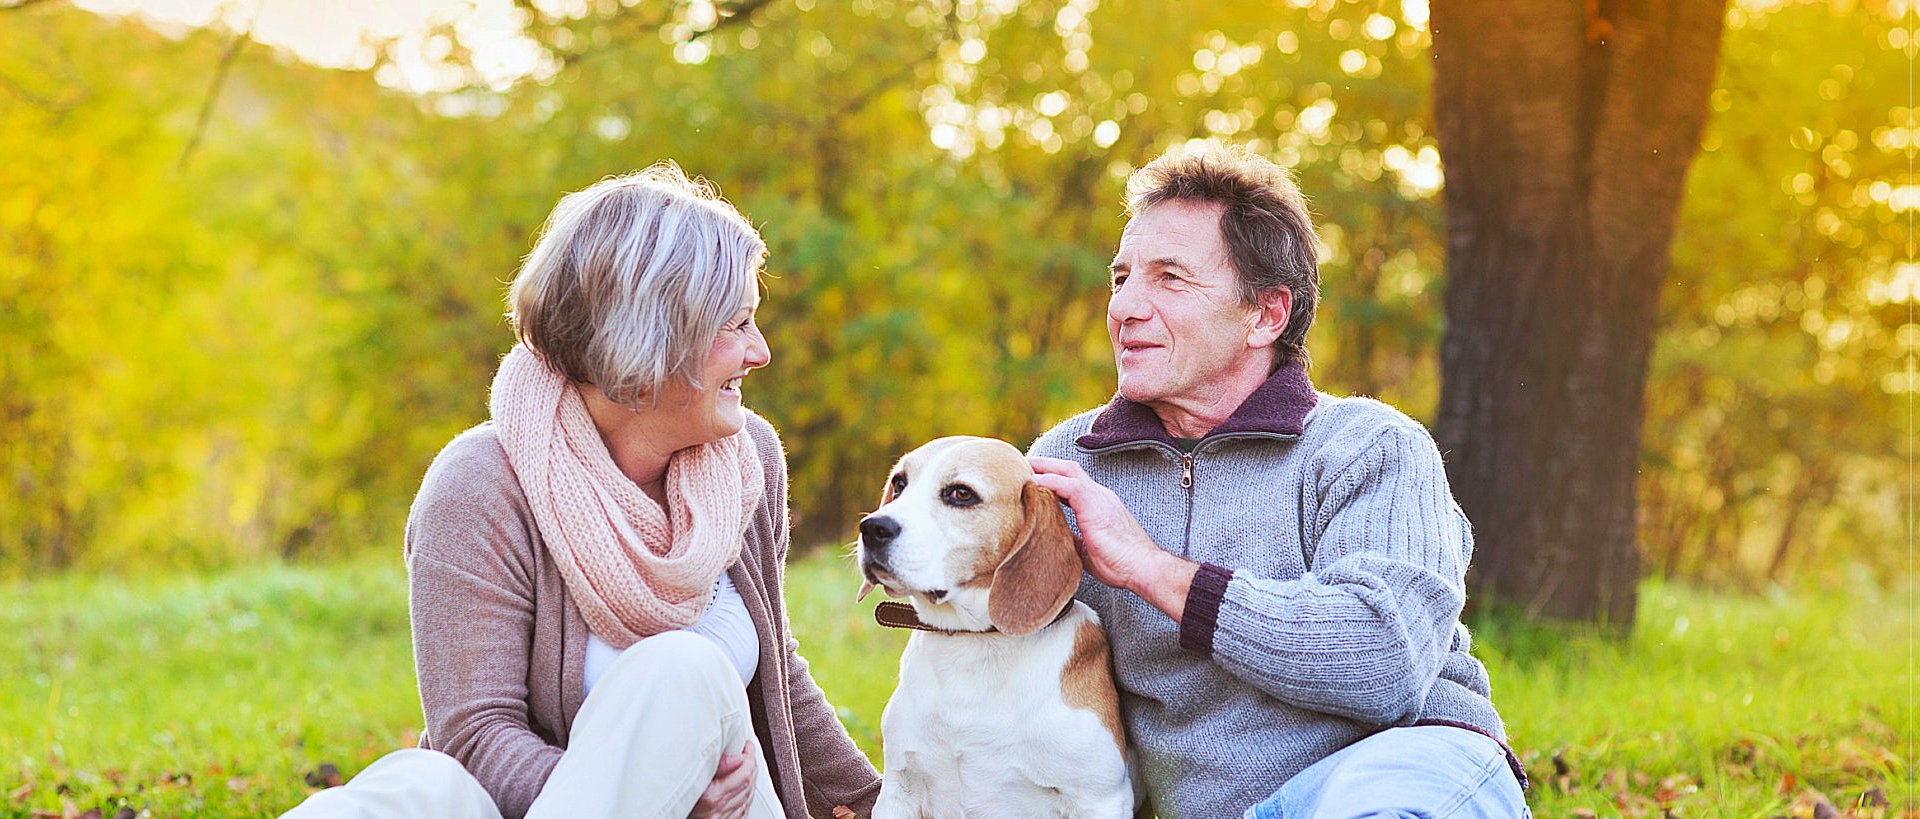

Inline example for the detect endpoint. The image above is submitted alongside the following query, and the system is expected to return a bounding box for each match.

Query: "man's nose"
[1108,277,1151,323]
[858,515,901,552]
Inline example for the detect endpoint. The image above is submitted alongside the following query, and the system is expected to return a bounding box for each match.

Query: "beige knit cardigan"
[404,412,881,819]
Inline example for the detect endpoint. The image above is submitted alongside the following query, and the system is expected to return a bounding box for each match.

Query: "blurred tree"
[0,0,1902,598]
[1429,0,1728,625]
[0,6,532,572]
[1639,0,1908,588]
[477,0,1449,544]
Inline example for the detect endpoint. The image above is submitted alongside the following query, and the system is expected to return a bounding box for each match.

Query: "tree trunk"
[1765,460,1835,583]
[1429,0,1727,625]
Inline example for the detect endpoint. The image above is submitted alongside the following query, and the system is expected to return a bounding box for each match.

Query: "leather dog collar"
[872,600,1074,635]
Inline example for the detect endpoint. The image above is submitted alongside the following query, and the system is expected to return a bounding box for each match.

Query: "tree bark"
[1430,0,1727,625]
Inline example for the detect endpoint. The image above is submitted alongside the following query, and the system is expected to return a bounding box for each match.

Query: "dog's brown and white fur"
[855,436,1136,819]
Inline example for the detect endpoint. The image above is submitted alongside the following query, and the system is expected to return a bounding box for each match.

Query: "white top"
[583,569,759,697]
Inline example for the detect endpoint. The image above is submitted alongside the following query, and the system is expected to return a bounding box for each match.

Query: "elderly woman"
[285,165,881,819]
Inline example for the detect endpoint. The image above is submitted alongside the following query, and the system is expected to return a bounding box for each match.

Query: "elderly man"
[1028,145,1529,818]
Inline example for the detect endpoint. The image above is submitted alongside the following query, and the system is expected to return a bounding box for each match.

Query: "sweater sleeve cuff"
[1178,562,1234,655]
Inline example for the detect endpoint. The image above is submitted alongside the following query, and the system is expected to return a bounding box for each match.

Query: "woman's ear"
[1247,286,1292,350]
[987,482,1082,635]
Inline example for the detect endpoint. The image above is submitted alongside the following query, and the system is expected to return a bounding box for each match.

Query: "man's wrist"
[1133,550,1200,623]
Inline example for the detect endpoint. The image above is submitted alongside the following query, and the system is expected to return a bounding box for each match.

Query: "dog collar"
[872,600,1074,635]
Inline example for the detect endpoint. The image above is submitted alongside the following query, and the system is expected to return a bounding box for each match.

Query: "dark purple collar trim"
[1075,360,1318,450]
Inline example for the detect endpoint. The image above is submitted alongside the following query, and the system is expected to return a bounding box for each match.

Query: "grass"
[0,549,1910,817]
[1473,580,1912,815]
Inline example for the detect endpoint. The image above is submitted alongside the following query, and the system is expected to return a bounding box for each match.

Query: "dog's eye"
[940,484,980,507]
[889,473,908,496]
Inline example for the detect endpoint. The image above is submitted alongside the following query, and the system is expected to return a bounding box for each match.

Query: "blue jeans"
[1244,725,1531,819]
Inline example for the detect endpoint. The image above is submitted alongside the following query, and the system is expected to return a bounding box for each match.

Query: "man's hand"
[1029,456,1199,621]
[690,741,758,819]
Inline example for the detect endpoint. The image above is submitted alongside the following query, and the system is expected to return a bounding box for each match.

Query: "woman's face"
[651,290,770,446]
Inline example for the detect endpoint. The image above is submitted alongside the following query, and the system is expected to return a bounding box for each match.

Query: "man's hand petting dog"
[690,740,758,819]
[1029,456,1199,621]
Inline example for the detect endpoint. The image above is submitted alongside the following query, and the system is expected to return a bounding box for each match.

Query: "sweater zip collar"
[1074,359,1318,453]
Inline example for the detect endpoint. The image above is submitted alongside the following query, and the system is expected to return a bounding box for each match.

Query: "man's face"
[1106,200,1271,416]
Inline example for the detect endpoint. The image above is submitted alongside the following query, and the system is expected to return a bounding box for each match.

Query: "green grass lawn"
[1,549,1910,817]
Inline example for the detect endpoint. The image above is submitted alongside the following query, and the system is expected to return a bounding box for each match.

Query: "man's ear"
[1247,286,1292,350]
[987,482,1082,635]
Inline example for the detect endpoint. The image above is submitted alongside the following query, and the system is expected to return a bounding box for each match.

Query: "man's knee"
[1314,728,1520,817]
[1249,727,1524,819]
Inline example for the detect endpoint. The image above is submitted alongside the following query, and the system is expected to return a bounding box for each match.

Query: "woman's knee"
[595,631,745,711]
[618,631,737,679]
[284,748,494,819]
[375,748,473,784]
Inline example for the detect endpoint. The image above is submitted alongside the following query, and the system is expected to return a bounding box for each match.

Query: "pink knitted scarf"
[489,344,764,649]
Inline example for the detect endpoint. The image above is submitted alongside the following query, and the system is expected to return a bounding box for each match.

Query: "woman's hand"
[690,741,758,819]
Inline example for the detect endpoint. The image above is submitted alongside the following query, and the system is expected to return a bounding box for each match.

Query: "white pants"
[284,631,784,819]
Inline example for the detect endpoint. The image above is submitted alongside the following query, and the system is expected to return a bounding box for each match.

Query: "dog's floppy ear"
[987,481,1082,635]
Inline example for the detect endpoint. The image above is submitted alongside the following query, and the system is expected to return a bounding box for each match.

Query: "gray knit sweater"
[1028,362,1509,818]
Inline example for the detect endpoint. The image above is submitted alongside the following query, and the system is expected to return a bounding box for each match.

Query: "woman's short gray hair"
[508,162,765,406]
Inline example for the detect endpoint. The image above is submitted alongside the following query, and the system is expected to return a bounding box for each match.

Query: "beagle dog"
[855,436,1136,819]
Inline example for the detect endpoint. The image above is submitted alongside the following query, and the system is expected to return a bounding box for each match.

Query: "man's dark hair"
[1125,144,1320,368]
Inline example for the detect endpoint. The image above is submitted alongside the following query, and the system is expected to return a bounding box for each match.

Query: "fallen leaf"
[76,809,101,819]
[1859,786,1890,807]
[303,763,343,789]
[1788,789,1840,819]
[10,783,30,802]
[1613,790,1654,815]
[112,809,136,819]
[1654,772,1697,803]
[1777,771,1797,795]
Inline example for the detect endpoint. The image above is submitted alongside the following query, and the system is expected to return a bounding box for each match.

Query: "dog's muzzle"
[858,514,901,552]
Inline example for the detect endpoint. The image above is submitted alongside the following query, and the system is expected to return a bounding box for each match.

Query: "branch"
[552,0,778,71]
[177,26,249,170]
[552,4,673,70]
[688,0,776,42]
[822,49,930,125]
[0,70,85,113]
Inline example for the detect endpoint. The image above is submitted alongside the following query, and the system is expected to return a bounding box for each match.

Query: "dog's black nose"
[859,515,901,550]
